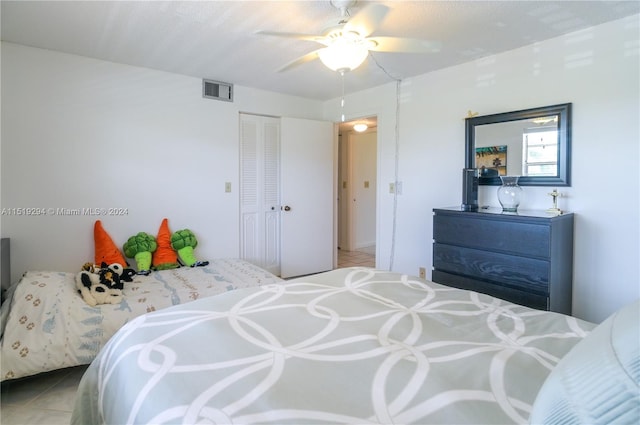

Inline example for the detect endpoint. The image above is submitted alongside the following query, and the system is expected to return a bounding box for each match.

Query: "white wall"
[350,130,377,249]
[324,15,640,323]
[1,42,325,282]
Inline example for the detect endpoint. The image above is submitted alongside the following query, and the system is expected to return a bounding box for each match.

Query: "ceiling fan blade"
[367,36,442,53]
[277,48,323,72]
[343,3,389,38]
[256,30,328,45]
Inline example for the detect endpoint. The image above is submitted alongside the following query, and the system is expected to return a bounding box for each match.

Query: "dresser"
[432,207,574,314]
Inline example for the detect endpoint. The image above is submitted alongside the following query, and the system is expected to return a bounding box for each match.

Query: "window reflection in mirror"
[524,121,558,177]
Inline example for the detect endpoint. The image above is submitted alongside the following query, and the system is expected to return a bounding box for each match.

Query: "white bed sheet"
[0,259,282,381]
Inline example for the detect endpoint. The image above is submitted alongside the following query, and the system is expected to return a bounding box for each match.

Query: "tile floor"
[337,246,376,268]
[0,248,375,424]
[0,365,87,424]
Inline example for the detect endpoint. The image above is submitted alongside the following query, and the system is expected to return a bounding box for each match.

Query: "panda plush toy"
[75,262,135,307]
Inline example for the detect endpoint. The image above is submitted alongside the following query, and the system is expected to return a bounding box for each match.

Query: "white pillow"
[529,299,639,424]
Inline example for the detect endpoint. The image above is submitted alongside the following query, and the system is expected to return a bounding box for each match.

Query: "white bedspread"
[0,259,282,381]
[72,267,595,424]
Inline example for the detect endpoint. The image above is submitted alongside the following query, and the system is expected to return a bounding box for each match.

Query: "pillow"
[529,299,639,424]
[94,220,127,266]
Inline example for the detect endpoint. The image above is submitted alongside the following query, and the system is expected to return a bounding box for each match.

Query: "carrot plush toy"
[152,218,180,270]
[93,220,127,266]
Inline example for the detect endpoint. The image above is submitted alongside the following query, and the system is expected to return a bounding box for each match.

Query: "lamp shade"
[318,39,369,72]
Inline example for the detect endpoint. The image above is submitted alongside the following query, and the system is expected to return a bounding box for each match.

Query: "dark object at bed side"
[1,238,10,303]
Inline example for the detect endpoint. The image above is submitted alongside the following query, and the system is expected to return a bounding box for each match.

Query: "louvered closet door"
[239,114,281,276]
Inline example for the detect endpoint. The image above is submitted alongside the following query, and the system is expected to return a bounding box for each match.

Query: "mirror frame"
[465,103,572,186]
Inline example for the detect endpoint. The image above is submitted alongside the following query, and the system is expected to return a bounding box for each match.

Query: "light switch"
[225,182,231,193]
[389,182,402,194]
[364,181,369,188]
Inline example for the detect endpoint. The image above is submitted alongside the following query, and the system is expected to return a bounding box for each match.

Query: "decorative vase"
[497,176,523,212]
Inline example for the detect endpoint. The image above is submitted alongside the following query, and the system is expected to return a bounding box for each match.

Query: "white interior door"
[280,117,335,278]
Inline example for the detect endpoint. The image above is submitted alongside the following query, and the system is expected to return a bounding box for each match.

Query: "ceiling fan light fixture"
[353,123,368,132]
[317,39,369,72]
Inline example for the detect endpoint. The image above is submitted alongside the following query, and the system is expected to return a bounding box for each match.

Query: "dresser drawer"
[433,214,550,258]
[432,270,548,310]
[433,243,550,294]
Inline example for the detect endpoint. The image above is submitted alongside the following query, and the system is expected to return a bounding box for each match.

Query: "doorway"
[337,116,377,268]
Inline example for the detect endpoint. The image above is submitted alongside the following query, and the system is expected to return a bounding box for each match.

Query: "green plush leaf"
[153,262,180,271]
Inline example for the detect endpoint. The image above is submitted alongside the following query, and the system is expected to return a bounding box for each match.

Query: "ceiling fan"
[257,0,441,73]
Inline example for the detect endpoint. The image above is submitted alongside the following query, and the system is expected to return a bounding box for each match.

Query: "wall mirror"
[465,103,571,186]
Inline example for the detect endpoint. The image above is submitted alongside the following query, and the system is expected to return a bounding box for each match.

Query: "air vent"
[202,79,233,102]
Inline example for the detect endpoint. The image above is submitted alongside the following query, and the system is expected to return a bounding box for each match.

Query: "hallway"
[337,247,375,268]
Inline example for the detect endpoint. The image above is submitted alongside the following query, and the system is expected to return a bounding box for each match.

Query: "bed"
[0,259,282,381]
[71,267,638,425]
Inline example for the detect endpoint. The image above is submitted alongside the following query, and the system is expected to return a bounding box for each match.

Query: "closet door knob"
[283,205,291,212]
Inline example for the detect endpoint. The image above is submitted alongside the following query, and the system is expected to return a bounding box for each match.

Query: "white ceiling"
[2,1,639,101]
